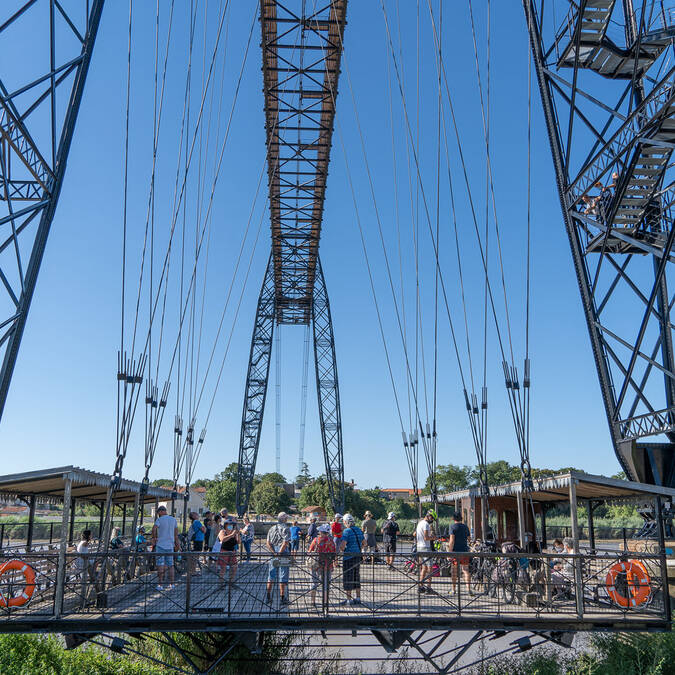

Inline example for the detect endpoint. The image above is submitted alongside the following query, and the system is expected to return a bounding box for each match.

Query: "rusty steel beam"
[260,0,347,324]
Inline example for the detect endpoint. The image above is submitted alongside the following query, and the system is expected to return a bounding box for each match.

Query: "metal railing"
[0,549,667,628]
[0,518,132,550]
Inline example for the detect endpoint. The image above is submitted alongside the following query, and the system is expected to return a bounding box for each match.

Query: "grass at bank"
[0,633,162,674]
[468,631,675,675]
[4,630,675,674]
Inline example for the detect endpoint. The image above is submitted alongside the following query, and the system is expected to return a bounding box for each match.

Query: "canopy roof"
[424,470,675,505]
[0,466,173,505]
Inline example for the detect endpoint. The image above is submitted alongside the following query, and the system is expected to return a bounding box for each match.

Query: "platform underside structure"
[525,0,675,485]
[236,0,348,515]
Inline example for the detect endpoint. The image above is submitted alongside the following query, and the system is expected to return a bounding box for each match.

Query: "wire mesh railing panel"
[0,550,667,626]
[0,553,58,619]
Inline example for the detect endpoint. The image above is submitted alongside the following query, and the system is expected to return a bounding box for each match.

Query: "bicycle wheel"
[474,561,491,594]
[500,573,516,604]
[532,569,546,598]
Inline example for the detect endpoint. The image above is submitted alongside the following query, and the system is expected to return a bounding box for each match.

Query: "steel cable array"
[105,1,264,544]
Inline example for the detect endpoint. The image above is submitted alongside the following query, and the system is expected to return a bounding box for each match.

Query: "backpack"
[383,521,397,538]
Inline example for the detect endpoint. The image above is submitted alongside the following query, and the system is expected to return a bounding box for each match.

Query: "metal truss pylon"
[235,253,345,515]
[0,0,104,422]
[525,0,675,485]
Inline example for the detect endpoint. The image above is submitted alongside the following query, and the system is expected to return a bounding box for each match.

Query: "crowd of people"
[72,506,579,607]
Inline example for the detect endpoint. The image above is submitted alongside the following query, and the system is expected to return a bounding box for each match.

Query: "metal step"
[557,0,671,79]
[605,141,672,227]
[559,39,669,79]
[578,0,616,41]
[585,228,668,254]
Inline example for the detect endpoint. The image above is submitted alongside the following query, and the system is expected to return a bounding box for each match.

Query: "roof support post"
[126,492,142,579]
[541,505,548,549]
[26,494,36,552]
[97,501,104,540]
[480,493,489,543]
[68,497,76,545]
[516,490,526,548]
[470,492,477,540]
[569,478,584,619]
[54,475,72,618]
[587,500,597,554]
[655,495,672,623]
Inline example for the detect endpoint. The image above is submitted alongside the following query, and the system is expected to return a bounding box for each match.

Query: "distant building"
[380,488,417,501]
[280,483,296,499]
[154,486,207,520]
[301,505,327,520]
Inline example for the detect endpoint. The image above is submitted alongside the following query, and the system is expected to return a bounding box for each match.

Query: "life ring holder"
[0,559,36,609]
[606,559,651,608]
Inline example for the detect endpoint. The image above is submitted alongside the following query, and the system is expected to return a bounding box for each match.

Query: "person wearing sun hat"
[361,511,378,562]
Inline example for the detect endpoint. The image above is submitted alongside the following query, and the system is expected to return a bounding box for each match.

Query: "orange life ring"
[605,559,651,608]
[0,559,36,608]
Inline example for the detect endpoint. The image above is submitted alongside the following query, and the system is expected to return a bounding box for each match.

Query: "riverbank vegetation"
[2,630,674,674]
[467,631,675,674]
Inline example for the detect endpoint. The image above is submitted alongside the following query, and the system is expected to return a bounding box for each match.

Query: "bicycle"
[469,540,497,596]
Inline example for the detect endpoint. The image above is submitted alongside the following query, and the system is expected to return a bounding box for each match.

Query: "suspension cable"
[381,1,492,485]
[424,2,534,493]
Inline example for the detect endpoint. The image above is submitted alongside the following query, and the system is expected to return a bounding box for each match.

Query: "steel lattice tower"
[235,0,348,515]
[526,0,675,485]
[0,1,104,422]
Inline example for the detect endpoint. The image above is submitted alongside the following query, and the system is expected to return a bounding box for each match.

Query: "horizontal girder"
[261,0,347,325]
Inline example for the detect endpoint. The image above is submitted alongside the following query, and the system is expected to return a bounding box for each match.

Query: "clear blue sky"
[0,1,621,489]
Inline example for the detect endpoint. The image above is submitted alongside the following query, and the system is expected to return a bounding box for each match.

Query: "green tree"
[349,487,387,519]
[191,478,211,488]
[151,478,174,488]
[206,478,236,513]
[474,460,521,487]
[425,464,472,493]
[216,463,240,483]
[388,498,416,519]
[530,466,581,479]
[295,462,312,488]
[75,502,102,517]
[251,480,291,515]
[257,472,287,484]
[298,476,332,514]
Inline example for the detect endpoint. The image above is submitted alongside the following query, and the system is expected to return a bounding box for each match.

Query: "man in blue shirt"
[448,511,471,595]
[188,512,206,576]
[339,513,365,605]
[289,520,302,557]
